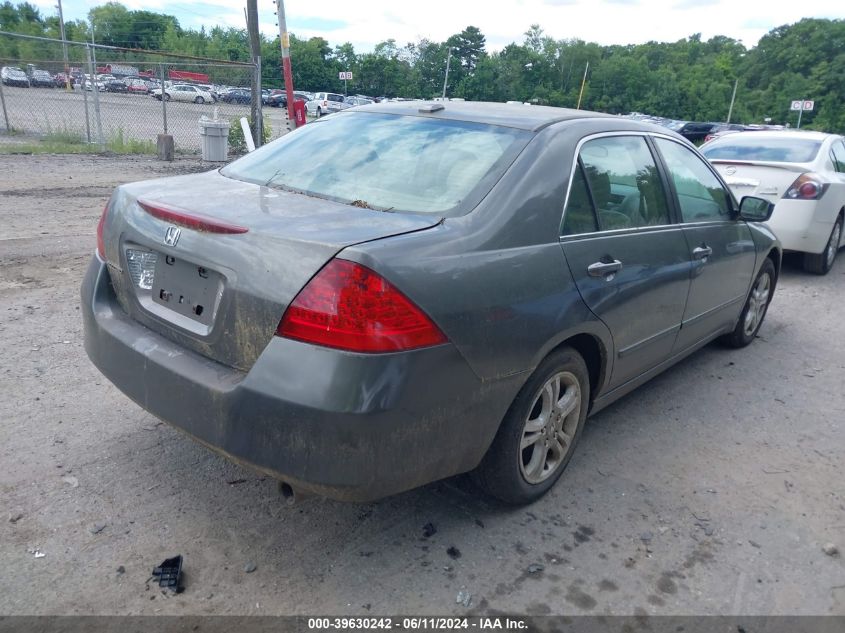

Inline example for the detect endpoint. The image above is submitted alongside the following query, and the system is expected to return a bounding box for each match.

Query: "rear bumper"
[766,199,836,254]
[81,256,519,501]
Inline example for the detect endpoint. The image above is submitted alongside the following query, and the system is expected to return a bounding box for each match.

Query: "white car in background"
[1,66,30,87]
[702,131,845,274]
[305,92,345,117]
[151,83,214,104]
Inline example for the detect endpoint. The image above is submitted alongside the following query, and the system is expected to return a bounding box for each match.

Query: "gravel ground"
[0,154,843,616]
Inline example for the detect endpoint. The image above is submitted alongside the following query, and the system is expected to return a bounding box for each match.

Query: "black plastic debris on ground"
[422,522,437,538]
[152,555,184,593]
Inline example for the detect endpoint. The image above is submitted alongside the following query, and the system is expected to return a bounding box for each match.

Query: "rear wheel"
[194,96,205,104]
[720,258,776,348]
[803,216,842,275]
[474,347,589,505]
[316,107,322,118]
[164,93,171,102]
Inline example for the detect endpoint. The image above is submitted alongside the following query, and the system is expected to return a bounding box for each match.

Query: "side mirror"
[738,196,774,222]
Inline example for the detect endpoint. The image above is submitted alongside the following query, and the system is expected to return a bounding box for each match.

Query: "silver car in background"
[83,103,780,504]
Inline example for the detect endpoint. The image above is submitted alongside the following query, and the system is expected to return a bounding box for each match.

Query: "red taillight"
[277,259,447,353]
[785,173,826,200]
[323,100,328,107]
[96,204,107,259]
[138,199,248,234]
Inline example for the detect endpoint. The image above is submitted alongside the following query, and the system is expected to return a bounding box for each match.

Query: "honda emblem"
[164,226,181,247]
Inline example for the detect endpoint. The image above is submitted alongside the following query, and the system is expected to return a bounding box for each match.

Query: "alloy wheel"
[519,371,582,484]
[743,271,771,337]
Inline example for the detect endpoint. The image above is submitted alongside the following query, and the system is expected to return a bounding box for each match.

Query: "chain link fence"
[0,31,290,155]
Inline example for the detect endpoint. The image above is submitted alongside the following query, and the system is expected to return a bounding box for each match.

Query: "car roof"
[356,100,616,132]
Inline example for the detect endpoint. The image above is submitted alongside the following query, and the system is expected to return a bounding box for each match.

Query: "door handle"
[692,245,713,260]
[587,260,623,278]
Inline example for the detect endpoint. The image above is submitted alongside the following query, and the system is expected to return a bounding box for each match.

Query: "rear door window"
[577,136,671,231]
[561,162,599,236]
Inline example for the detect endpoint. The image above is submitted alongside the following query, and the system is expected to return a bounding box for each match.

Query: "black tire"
[473,346,590,505]
[164,93,171,102]
[803,215,842,275]
[720,257,777,348]
[316,107,322,118]
[194,96,205,104]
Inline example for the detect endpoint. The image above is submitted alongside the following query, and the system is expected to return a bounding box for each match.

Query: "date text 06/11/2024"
[307,618,529,630]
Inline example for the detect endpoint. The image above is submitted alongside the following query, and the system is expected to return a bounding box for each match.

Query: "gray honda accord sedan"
[82,102,780,504]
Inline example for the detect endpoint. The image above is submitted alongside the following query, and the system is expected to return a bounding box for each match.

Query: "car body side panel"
[675,221,757,349]
[560,228,692,389]
[590,223,778,415]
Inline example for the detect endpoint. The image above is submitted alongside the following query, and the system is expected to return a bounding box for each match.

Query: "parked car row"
[86,101,836,508]
[2,67,383,115]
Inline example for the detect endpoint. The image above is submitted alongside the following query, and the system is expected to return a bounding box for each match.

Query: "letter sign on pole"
[790,100,802,111]
[803,100,814,111]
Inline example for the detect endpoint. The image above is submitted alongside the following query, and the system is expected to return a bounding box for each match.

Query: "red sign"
[168,69,210,83]
[293,100,307,127]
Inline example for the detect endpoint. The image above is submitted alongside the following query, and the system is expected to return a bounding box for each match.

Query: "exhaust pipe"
[278,481,305,506]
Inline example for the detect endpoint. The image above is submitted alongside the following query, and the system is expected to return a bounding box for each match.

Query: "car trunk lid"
[709,160,811,203]
[102,169,441,371]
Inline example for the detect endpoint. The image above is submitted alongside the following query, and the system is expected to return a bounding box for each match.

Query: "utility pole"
[441,47,452,99]
[576,61,589,110]
[88,19,104,146]
[86,44,103,146]
[56,0,70,90]
[275,0,297,125]
[726,78,738,123]
[246,0,262,145]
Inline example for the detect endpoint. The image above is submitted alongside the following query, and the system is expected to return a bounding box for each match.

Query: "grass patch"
[0,140,93,154]
[106,129,155,154]
[43,127,86,145]
[0,127,156,155]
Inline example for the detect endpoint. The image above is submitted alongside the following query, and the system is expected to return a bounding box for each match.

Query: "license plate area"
[152,255,221,328]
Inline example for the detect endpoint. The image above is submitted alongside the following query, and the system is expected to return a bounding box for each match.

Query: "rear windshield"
[221,112,530,215]
[702,136,822,163]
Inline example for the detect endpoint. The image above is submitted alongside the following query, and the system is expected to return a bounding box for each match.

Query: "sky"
[30,0,845,53]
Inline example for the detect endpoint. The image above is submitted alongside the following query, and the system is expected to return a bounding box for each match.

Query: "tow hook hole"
[194,305,204,316]
[165,255,175,266]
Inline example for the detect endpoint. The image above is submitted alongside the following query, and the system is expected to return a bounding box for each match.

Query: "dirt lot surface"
[1,154,843,616]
